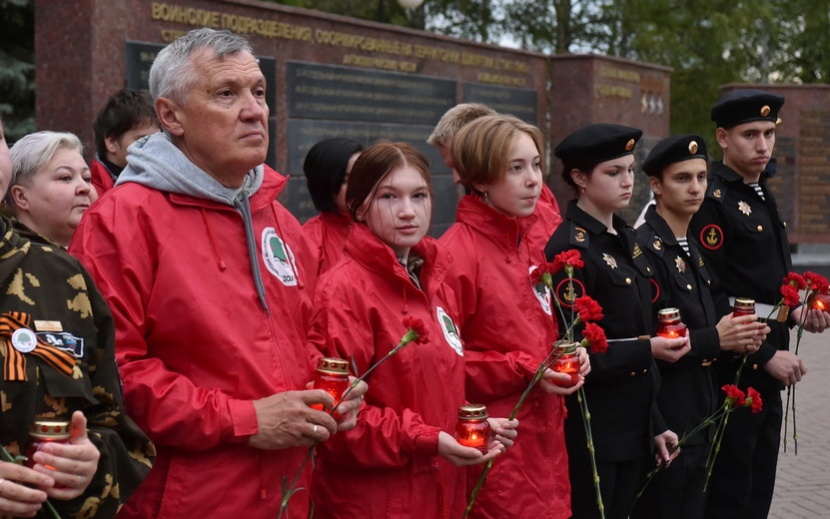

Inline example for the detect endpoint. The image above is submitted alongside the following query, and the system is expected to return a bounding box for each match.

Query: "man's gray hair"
[6,131,84,205]
[149,28,254,105]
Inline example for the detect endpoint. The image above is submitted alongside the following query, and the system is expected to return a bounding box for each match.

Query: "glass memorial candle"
[312,357,350,418]
[733,298,756,317]
[656,308,687,338]
[811,294,830,311]
[456,404,491,453]
[25,421,71,470]
[551,342,580,387]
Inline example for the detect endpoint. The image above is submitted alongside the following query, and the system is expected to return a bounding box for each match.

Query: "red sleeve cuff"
[228,399,258,443]
[413,426,442,456]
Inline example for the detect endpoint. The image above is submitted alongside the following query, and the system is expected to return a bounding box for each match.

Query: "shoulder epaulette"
[706,175,728,204]
[645,232,665,257]
[569,224,589,248]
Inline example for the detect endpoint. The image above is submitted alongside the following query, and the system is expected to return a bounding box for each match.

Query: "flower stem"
[577,387,605,519]
[703,405,732,492]
[634,408,725,501]
[463,346,566,517]
[280,334,417,516]
[277,441,317,519]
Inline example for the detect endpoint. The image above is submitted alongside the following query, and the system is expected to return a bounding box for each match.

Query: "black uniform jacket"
[638,205,725,444]
[545,201,661,462]
[689,162,792,391]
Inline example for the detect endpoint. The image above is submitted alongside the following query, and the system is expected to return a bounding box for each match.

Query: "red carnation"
[553,249,584,272]
[783,272,806,290]
[574,296,604,323]
[722,384,746,407]
[581,322,608,354]
[402,316,430,344]
[803,271,830,294]
[780,284,801,308]
[747,387,763,414]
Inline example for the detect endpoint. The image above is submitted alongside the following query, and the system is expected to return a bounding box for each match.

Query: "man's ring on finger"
[0,478,5,493]
[312,424,318,434]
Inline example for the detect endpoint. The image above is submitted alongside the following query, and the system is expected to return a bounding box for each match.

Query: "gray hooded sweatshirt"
[117,132,272,314]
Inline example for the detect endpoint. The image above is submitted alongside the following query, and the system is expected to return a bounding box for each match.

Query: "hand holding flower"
[653,429,680,468]
[790,305,830,333]
[487,418,519,449]
[762,350,807,387]
[332,377,368,432]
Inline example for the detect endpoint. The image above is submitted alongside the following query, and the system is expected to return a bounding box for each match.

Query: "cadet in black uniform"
[630,134,768,519]
[689,89,830,519]
[545,124,689,519]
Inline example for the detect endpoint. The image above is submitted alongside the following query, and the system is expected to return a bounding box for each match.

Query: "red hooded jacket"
[89,157,116,196]
[440,194,571,519]
[303,211,352,276]
[70,166,318,519]
[309,223,468,519]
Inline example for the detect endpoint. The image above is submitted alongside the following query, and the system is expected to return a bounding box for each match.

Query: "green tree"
[0,0,35,141]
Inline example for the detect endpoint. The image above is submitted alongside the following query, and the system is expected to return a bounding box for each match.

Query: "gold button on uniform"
[629,371,636,377]
[642,368,648,374]
[752,363,759,370]
[757,225,763,232]
[686,284,692,290]
[625,278,632,285]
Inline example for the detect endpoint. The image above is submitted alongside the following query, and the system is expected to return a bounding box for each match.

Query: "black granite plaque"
[287,61,457,125]
[125,41,162,91]
[284,118,456,231]
[463,82,538,123]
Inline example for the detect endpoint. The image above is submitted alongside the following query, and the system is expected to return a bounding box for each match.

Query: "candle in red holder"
[552,342,580,387]
[456,404,491,453]
[312,357,350,419]
[811,294,830,311]
[732,298,755,317]
[656,308,687,338]
[25,421,71,470]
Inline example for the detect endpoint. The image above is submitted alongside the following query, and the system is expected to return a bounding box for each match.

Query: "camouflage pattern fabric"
[0,216,155,518]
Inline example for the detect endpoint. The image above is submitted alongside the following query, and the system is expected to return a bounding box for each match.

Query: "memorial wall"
[34,1,830,241]
[36,0,548,234]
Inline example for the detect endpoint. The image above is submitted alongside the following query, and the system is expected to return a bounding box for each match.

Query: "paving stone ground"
[769,328,830,519]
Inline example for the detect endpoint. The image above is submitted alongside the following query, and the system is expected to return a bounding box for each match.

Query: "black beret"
[710,89,784,128]
[642,134,708,177]
[555,123,643,169]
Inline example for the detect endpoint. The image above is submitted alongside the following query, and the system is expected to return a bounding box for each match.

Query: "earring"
[580,187,586,194]
[482,191,489,202]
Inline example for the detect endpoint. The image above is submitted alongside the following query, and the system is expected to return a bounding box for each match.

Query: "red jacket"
[309,223,468,519]
[528,183,563,251]
[303,211,352,276]
[440,194,571,519]
[89,157,116,195]
[69,167,318,519]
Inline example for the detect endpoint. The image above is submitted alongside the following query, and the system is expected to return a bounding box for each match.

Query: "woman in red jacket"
[309,141,517,519]
[440,114,589,519]
[302,138,363,276]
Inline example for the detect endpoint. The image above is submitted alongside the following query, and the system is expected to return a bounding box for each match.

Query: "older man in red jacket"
[70,28,365,519]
